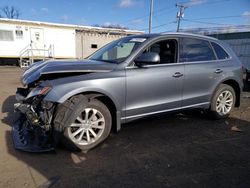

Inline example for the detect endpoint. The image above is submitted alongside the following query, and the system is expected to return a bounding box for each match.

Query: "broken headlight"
[26,86,52,100]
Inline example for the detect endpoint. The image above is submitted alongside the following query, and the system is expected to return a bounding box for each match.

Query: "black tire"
[53,95,112,152]
[209,84,236,119]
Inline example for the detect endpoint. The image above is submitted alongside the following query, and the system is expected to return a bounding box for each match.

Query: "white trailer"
[0,18,142,67]
[0,18,76,67]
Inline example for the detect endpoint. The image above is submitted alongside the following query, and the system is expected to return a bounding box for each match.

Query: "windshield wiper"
[90,59,118,64]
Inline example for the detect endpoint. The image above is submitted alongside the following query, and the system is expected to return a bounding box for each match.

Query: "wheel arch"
[64,91,121,132]
[221,79,241,107]
[212,79,241,107]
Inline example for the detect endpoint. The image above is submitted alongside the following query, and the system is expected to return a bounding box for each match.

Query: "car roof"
[130,32,218,41]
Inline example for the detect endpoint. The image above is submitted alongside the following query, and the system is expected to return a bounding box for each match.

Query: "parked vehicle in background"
[246,65,250,84]
[13,33,243,152]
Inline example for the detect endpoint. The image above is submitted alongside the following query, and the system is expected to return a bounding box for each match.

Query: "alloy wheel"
[216,90,234,115]
[67,108,105,145]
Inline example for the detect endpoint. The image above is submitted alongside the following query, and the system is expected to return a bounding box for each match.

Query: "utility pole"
[176,3,186,32]
[149,0,153,33]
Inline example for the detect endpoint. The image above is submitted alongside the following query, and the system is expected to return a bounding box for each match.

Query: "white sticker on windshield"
[130,38,147,42]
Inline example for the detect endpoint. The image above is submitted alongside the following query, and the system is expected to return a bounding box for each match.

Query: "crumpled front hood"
[22,59,117,85]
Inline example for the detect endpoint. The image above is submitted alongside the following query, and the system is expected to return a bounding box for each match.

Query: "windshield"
[89,37,148,63]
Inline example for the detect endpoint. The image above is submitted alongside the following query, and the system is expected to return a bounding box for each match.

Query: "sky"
[0,0,250,33]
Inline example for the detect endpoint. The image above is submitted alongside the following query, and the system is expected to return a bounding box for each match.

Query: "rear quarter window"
[179,38,216,62]
[211,42,230,60]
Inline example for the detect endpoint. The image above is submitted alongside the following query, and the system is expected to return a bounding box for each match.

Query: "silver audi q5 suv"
[14,33,243,152]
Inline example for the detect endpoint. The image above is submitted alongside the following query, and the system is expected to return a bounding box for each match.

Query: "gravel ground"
[0,66,250,188]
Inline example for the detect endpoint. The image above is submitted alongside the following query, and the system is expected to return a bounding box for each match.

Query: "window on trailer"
[0,30,14,41]
[91,44,98,49]
[15,30,23,39]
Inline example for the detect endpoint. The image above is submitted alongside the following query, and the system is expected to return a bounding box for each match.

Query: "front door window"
[143,39,178,64]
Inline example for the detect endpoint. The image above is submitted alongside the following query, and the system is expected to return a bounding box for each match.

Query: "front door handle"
[214,69,223,74]
[172,72,183,78]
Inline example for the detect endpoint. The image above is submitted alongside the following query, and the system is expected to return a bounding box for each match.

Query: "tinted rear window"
[180,38,216,62]
[211,42,230,60]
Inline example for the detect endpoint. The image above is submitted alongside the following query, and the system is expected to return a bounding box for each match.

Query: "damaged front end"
[13,86,56,152]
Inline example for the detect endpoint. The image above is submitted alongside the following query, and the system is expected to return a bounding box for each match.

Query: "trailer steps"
[19,43,54,68]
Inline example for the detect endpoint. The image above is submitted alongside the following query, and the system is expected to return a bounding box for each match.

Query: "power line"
[122,4,177,32]
[122,5,176,26]
[182,18,233,26]
[187,15,243,21]
[200,0,231,5]
[153,21,176,29]
[179,0,231,7]
[174,0,233,31]
[133,14,243,32]
[125,0,239,32]
[137,21,176,31]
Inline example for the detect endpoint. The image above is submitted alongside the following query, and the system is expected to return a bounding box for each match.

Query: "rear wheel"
[209,84,235,119]
[54,95,112,151]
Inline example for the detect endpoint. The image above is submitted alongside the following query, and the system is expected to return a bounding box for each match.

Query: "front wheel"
[54,95,112,151]
[209,84,235,119]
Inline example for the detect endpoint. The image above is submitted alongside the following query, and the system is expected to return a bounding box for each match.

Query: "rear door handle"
[172,72,183,78]
[214,69,223,74]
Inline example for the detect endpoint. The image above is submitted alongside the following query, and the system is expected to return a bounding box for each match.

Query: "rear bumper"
[12,113,54,152]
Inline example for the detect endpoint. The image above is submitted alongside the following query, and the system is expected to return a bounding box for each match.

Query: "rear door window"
[211,42,230,60]
[180,38,216,62]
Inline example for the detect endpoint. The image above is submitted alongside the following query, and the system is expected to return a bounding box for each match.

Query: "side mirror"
[134,52,160,67]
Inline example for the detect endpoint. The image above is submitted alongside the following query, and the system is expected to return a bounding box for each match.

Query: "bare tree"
[0,6,20,19]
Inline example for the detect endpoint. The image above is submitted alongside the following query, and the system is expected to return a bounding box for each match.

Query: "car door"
[125,38,184,121]
[180,37,225,107]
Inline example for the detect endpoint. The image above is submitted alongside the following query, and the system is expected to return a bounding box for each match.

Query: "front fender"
[45,87,119,107]
[43,78,126,131]
[43,75,126,114]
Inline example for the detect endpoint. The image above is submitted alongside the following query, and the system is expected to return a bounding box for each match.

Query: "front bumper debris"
[12,89,55,152]
[12,113,55,152]
[16,88,29,102]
